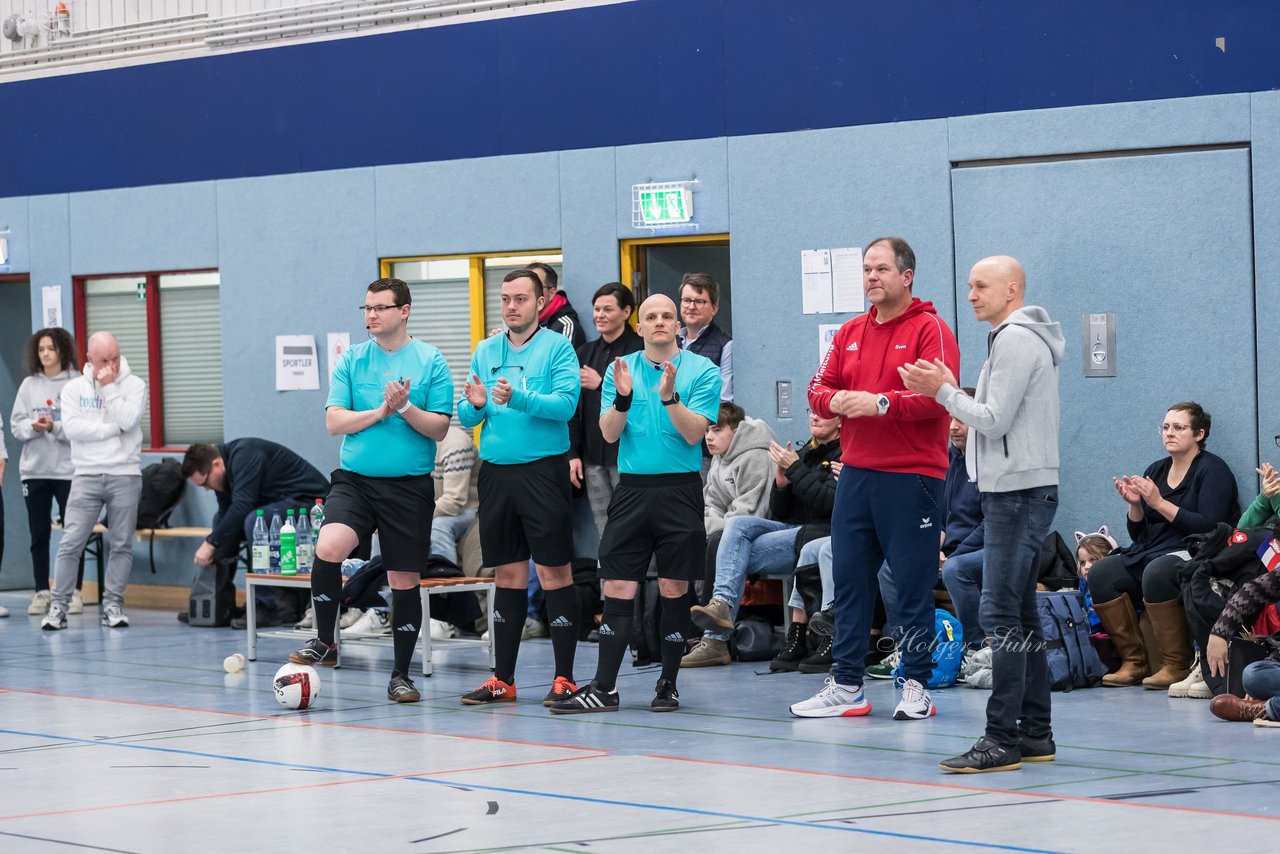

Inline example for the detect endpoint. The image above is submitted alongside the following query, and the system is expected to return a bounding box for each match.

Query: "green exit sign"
[638,187,693,225]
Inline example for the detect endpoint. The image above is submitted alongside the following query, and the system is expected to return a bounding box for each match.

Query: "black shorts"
[324,469,434,573]
[598,472,703,582]
[477,453,573,567]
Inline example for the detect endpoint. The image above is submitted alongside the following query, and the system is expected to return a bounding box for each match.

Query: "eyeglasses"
[358,304,403,314]
[1159,423,1192,435]
[680,297,710,308]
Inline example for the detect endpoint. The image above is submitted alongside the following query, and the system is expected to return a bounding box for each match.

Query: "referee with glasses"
[549,294,721,714]
[457,269,583,707]
[289,277,454,704]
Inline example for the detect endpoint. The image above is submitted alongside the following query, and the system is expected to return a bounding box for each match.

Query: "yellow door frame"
[619,234,730,304]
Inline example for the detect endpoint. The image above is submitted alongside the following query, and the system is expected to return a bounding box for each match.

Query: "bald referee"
[549,294,721,714]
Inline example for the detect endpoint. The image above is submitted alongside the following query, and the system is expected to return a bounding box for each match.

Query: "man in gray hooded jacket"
[900,255,1063,773]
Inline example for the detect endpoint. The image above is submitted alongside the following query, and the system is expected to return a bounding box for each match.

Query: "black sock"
[391,587,422,677]
[594,597,635,693]
[492,586,528,685]
[311,557,343,646]
[543,584,579,681]
[659,596,688,685]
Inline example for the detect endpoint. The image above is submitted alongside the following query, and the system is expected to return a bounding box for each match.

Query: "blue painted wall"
[4,1,1280,196]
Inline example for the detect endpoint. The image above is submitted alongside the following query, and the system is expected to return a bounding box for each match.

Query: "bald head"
[637,294,679,348]
[87,331,119,359]
[967,255,1027,326]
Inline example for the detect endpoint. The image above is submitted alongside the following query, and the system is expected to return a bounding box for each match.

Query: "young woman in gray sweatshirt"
[9,328,81,616]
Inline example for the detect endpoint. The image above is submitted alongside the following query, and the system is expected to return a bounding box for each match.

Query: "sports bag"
[893,608,965,688]
[136,458,185,529]
[1037,591,1107,691]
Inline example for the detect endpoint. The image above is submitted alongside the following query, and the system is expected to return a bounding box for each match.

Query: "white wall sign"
[41,285,62,327]
[326,332,350,381]
[276,335,319,391]
[818,323,843,364]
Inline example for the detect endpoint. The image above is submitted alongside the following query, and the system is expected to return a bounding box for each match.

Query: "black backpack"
[1037,531,1078,591]
[136,458,186,529]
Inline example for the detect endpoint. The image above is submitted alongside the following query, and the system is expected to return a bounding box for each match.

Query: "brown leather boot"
[1141,599,1193,689]
[1096,594,1149,686]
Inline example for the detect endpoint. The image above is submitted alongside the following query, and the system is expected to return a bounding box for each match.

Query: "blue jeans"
[830,468,943,687]
[430,508,476,566]
[788,536,835,612]
[1242,659,1280,720]
[706,515,800,641]
[979,486,1058,747]
[941,548,986,649]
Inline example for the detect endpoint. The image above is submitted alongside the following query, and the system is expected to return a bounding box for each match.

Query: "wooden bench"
[53,523,214,602]
[244,572,495,676]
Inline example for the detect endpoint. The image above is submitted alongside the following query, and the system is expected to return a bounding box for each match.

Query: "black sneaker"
[288,638,338,667]
[387,673,421,703]
[808,608,835,639]
[1019,733,1056,762]
[798,635,833,673]
[770,623,807,672]
[939,737,1021,773]
[651,678,680,712]
[548,681,619,715]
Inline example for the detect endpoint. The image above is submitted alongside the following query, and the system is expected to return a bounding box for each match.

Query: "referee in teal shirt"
[457,269,583,706]
[289,277,454,705]
[550,294,721,714]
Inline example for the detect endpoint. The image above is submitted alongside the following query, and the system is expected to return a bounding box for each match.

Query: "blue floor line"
[0,727,1063,853]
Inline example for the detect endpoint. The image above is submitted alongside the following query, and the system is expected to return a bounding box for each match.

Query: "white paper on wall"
[276,335,320,391]
[41,285,62,328]
[801,249,833,314]
[831,247,864,313]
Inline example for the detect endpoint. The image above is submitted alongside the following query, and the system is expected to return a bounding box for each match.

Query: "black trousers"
[23,479,78,591]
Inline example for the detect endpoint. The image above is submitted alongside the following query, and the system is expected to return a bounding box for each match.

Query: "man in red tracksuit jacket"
[790,236,959,722]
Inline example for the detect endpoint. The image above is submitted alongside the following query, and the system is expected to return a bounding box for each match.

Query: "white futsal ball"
[273,663,321,710]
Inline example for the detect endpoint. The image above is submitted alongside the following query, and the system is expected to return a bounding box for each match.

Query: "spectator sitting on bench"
[1206,565,1280,727]
[182,439,330,628]
[1088,401,1238,688]
[686,409,841,667]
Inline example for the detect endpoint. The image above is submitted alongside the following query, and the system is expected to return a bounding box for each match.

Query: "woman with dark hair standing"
[1089,401,1239,688]
[10,328,83,617]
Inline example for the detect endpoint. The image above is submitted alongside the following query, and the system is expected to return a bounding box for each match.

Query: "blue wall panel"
[950,149,1256,543]
[374,153,561,258]
[1251,90,1280,471]
[26,195,72,333]
[615,138,729,239]
[70,182,219,274]
[728,120,955,438]
[559,147,620,315]
[6,1,1280,197]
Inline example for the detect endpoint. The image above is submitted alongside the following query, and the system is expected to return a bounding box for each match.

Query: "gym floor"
[0,596,1275,853]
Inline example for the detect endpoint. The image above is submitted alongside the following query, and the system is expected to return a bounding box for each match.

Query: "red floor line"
[1,687,601,753]
[0,753,604,821]
[651,754,1280,823]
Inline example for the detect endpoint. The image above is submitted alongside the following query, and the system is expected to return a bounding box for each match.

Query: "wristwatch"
[662,392,681,407]
[875,394,891,416]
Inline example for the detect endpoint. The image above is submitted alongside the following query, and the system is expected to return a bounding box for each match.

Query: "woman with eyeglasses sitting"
[1087,401,1238,689]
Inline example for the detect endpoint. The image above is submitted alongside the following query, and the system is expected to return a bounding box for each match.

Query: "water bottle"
[310,498,325,532]
[269,510,282,572]
[296,508,313,573]
[280,510,298,576]
[250,509,269,573]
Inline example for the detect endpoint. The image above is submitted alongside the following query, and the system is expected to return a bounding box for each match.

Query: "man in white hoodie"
[900,255,1063,773]
[42,332,147,631]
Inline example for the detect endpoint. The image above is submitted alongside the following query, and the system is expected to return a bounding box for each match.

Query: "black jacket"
[209,438,330,549]
[568,326,644,466]
[769,437,842,529]
[542,294,587,348]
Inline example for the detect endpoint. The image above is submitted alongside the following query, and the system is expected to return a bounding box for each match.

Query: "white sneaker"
[430,618,457,640]
[893,677,937,720]
[0,604,8,618]
[42,604,68,631]
[101,602,130,628]
[522,617,548,640]
[1169,654,1211,699]
[295,606,315,629]
[346,608,390,635]
[28,589,52,615]
[339,608,364,629]
[969,645,992,670]
[68,590,84,615]
[789,676,871,718]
